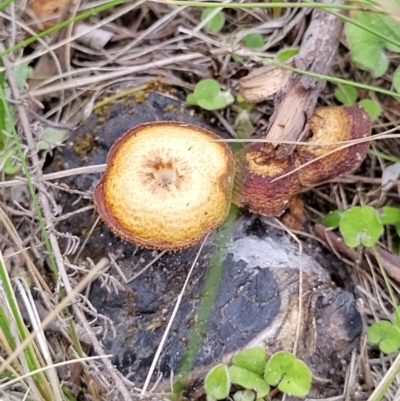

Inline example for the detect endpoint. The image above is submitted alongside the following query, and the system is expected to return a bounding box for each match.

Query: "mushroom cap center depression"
[151,161,178,186]
[102,125,233,247]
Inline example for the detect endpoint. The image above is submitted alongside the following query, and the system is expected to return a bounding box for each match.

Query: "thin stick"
[126,251,167,283]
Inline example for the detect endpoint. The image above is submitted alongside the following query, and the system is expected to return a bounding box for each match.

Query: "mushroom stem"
[232,143,301,216]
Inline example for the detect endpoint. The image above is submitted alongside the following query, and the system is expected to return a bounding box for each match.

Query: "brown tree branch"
[240,0,344,159]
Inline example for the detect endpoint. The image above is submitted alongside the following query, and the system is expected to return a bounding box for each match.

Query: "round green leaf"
[334,85,358,106]
[264,351,296,386]
[394,66,400,94]
[276,47,299,62]
[242,33,265,50]
[346,12,389,78]
[378,206,400,225]
[205,364,231,400]
[367,321,400,354]
[358,99,381,120]
[197,94,228,110]
[201,9,225,33]
[232,347,267,376]
[229,365,270,398]
[277,359,311,397]
[380,14,400,53]
[264,352,311,397]
[186,93,198,106]
[339,206,383,248]
[322,210,343,228]
[3,157,21,175]
[194,79,220,99]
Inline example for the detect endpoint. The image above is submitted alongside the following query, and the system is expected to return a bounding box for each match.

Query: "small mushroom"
[232,143,301,216]
[231,105,371,217]
[296,105,371,186]
[93,121,235,250]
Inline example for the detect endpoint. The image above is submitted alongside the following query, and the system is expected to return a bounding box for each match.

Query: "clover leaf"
[232,347,267,376]
[276,47,299,62]
[368,320,400,354]
[201,8,225,33]
[3,154,21,175]
[334,85,358,106]
[242,33,265,50]
[333,83,381,120]
[186,79,234,111]
[229,365,270,398]
[322,210,343,229]
[263,351,311,397]
[339,206,383,248]
[358,99,381,120]
[346,12,400,77]
[205,364,231,400]
[378,206,400,225]
[194,78,220,99]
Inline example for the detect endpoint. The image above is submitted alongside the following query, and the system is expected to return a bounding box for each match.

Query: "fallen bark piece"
[239,64,293,103]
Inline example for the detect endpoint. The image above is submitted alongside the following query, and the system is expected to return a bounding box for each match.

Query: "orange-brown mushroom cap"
[232,143,301,216]
[93,121,235,250]
[296,105,372,187]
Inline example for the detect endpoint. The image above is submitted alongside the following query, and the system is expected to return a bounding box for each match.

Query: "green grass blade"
[266,60,400,99]
[0,259,43,386]
[162,0,377,12]
[0,0,16,12]
[0,306,16,348]
[0,80,59,278]
[174,205,239,396]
